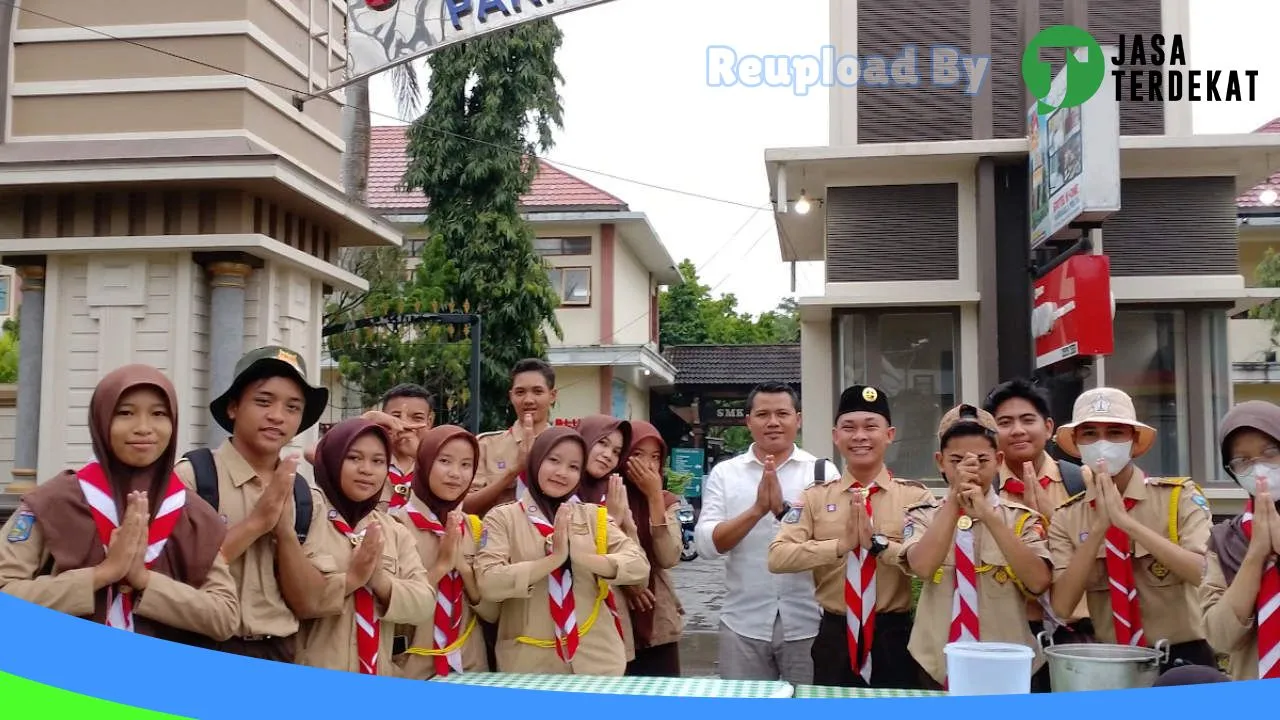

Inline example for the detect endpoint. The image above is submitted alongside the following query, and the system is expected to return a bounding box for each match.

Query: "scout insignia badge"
[862,387,878,402]
[7,510,33,543]
[1150,562,1170,579]
[994,568,1009,584]
[782,505,803,524]
[957,515,973,531]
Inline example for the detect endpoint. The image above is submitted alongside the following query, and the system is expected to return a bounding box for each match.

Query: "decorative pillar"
[203,258,254,449]
[10,262,46,491]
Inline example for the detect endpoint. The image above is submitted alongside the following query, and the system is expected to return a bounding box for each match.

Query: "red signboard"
[1033,254,1114,369]
[553,417,581,429]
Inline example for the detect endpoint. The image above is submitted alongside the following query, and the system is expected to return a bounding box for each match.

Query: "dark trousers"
[626,642,682,677]
[215,635,296,664]
[812,610,923,689]
[482,620,500,671]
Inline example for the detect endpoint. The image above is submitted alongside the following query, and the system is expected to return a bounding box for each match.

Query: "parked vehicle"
[677,498,697,561]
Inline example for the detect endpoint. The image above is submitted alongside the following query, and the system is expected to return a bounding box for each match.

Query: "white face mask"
[1080,440,1132,474]
[1237,463,1280,497]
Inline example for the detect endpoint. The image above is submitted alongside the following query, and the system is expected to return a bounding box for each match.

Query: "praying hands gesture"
[840,489,874,555]
[754,456,785,517]
[550,504,572,565]
[1018,461,1052,519]
[1085,461,1132,535]
[438,510,467,573]
[94,491,149,591]
[605,474,634,533]
[345,522,385,595]
[1248,477,1280,564]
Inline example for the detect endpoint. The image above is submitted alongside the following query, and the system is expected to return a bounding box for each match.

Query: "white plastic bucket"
[943,641,1036,696]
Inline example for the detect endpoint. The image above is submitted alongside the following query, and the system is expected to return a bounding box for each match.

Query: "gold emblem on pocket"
[957,516,973,531]
[994,568,1009,584]
[1150,562,1169,579]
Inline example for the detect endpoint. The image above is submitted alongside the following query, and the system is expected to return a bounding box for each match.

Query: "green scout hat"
[209,346,329,435]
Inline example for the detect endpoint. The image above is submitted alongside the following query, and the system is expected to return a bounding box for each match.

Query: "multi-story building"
[321,126,681,426]
[1234,119,1280,402]
[765,0,1280,515]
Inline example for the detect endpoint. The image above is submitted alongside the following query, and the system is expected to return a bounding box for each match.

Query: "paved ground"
[670,556,725,677]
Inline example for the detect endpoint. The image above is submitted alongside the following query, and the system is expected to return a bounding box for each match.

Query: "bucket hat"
[1054,387,1156,459]
[209,345,329,435]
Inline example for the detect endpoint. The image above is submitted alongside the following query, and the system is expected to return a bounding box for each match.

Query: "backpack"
[1057,459,1086,497]
[182,448,313,542]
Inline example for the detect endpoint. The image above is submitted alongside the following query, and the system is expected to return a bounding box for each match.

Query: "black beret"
[836,385,891,425]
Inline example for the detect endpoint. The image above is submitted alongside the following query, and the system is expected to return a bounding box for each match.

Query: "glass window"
[546,267,591,306]
[838,310,960,480]
[534,236,592,256]
[1106,309,1190,478]
[0,275,9,316]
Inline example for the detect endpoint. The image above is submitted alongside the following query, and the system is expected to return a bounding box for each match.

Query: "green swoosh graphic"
[0,671,192,718]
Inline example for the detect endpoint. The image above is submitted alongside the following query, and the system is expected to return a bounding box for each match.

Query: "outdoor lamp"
[794,191,811,215]
[1260,188,1278,206]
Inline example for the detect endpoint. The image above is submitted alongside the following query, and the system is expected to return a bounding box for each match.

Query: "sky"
[367,0,1280,317]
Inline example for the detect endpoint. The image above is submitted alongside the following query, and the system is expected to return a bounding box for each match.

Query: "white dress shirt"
[694,444,841,642]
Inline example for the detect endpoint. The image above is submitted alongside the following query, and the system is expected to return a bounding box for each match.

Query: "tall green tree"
[659,259,800,347]
[1249,247,1280,345]
[399,20,564,431]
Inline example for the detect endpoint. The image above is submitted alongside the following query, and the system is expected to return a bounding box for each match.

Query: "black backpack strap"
[1058,459,1086,497]
[182,448,220,511]
[293,474,312,543]
[814,458,831,486]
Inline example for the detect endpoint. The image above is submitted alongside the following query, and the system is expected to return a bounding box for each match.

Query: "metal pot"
[1036,631,1170,692]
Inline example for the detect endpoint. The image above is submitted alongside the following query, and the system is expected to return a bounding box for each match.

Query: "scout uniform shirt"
[475,501,651,676]
[1200,549,1262,680]
[635,502,687,650]
[768,466,933,616]
[899,491,1051,685]
[0,501,240,642]
[294,491,437,675]
[174,440,313,641]
[390,494,500,680]
[996,453,1088,624]
[1047,468,1211,647]
[473,427,527,509]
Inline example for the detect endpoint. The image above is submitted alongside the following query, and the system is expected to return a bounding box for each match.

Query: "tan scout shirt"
[768,467,933,615]
[997,453,1087,623]
[390,495,499,680]
[637,502,686,649]
[899,494,1051,685]
[1047,470,1211,647]
[174,440,303,639]
[475,501,650,675]
[1199,550,1260,680]
[473,428,524,508]
[0,505,240,642]
[295,492,437,675]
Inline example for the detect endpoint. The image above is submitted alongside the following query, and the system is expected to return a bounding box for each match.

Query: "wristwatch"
[774,501,792,521]
[868,534,890,557]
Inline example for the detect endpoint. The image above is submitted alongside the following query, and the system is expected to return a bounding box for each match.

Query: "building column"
[10,262,46,490]
[202,257,254,449]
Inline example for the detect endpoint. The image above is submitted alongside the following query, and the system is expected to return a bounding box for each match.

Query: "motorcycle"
[677,499,697,561]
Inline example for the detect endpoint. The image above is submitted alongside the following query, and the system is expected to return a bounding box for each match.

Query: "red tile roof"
[367,125,628,213]
[1238,117,1280,209]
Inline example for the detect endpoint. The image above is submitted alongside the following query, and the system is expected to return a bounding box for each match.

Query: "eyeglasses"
[1227,446,1280,477]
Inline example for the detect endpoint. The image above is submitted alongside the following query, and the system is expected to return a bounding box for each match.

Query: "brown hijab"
[575,414,631,504]
[413,424,480,521]
[524,427,587,520]
[314,417,392,527]
[20,364,226,643]
[1209,401,1280,583]
[623,420,680,648]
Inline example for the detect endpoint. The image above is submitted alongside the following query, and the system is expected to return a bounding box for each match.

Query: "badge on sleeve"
[480,529,488,548]
[782,505,803,524]
[903,521,914,539]
[1192,492,1211,518]
[7,509,34,543]
[497,461,506,470]
[1079,531,1089,542]
[826,503,838,513]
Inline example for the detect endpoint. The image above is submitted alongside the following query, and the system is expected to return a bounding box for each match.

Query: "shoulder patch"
[479,528,488,548]
[1153,476,1195,488]
[1056,491,1087,511]
[7,508,34,543]
[476,431,503,441]
[906,499,936,513]
[893,477,930,490]
[782,505,804,524]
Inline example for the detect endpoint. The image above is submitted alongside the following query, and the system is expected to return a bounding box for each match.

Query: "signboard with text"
[1027,46,1121,248]
[670,448,705,498]
[698,398,749,427]
[1033,254,1114,369]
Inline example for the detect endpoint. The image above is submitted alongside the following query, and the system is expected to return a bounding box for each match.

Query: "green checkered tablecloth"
[792,685,946,699]
[431,672,794,698]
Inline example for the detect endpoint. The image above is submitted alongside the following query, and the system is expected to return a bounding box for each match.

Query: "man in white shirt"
[694,382,840,684]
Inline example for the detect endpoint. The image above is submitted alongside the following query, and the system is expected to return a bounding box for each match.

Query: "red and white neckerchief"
[329,511,380,674]
[78,461,187,631]
[386,465,414,512]
[515,472,529,501]
[524,501,579,663]
[404,503,465,676]
[1002,472,1051,497]
[845,482,880,683]
[949,504,980,646]
[1243,499,1280,678]
[1092,495,1144,646]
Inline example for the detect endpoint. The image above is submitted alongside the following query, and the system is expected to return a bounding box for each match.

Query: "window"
[547,267,591,306]
[0,275,9,317]
[1106,309,1190,478]
[838,309,960,480]
[534,236,592,256]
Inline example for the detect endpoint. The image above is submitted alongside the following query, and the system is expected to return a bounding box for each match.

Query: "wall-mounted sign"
[1033,254,1114,369]
[1027,46,1121,248]
[698,398,749,427]
[670,448,705,498]
[553,417,581,429]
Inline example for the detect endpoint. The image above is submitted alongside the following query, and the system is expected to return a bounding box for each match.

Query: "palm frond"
[391,62,422,119]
